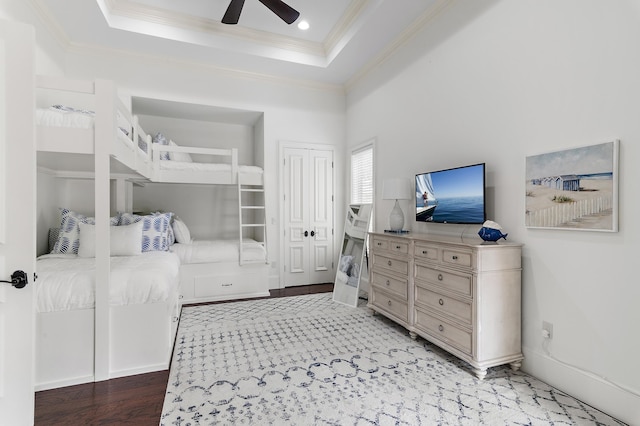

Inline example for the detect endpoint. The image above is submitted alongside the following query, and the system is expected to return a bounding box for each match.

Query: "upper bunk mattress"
[36,106,94,128]
[35,251,180,313]
[170,239,266,264]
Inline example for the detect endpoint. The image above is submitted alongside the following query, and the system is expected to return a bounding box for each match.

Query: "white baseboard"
[35,374,94,392]
[108,362,169,380]
[522,346,640,425]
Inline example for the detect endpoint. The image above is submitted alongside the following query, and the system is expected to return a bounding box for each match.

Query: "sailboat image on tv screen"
[416,173,437,221]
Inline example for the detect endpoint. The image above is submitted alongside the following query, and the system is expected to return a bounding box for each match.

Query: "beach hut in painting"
[540,175,580,191]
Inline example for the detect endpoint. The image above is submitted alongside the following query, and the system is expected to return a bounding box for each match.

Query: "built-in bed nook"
[35,76,269,391]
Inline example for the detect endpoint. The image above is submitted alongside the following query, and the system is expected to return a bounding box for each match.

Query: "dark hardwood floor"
[34,283,334,426]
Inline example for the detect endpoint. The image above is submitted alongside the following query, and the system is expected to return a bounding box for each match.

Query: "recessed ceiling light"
[297,20,309,30]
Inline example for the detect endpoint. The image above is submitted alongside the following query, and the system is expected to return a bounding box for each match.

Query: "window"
[351,142,374,204]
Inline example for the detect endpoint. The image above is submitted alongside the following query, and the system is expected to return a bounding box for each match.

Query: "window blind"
[351,144,373,204]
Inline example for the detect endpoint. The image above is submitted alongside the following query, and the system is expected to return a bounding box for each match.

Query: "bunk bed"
[170,222,270,303]
[34,76,269,390]
[35,248,181,390]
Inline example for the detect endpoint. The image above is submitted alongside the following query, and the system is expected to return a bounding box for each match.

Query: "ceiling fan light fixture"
[297,20,309,30]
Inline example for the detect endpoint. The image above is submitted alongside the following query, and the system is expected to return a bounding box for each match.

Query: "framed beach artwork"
[525,140,619,232]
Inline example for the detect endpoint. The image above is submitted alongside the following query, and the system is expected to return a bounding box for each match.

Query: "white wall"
[0,0,65,76]
[135,114,257,165]
[347,1,640,423]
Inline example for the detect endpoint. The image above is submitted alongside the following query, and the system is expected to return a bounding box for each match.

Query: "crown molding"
[31,0,72,50]
[64,41,345,94]
[345,0,454,92]
[323,0,372,56]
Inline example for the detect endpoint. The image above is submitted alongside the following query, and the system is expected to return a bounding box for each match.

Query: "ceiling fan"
[222,0,300,25]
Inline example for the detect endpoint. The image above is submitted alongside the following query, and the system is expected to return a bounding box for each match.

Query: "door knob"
[1,270,28,289]
[304,230,309,237]
[310,230,315,237]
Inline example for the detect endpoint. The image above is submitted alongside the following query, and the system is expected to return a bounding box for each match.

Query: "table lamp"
[382,178,411,232]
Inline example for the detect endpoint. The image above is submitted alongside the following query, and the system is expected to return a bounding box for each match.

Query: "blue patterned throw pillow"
[118,211,174,252]
[152,132,170,161]
[51,208,119,254]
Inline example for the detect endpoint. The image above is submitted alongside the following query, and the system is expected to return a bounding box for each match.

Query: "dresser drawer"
[374,254,409,276]
[414,243,439,261]
[415,265,472,297]
[442,248,472,268]
[414,284,472,324]
[371,237,389,251]
[414,308,472,355]
[388,240,409,255]
[371,270,408,299]
[371,289,408,323]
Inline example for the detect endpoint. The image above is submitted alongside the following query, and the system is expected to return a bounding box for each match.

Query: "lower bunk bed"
[172,238,270,304]
[34,251,181,391]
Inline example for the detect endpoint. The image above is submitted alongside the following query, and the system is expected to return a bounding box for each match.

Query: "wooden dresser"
[368,231,523,379]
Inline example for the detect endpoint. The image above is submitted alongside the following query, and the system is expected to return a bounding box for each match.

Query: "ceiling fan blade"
[257,0,300,24]
[222,0,245,24]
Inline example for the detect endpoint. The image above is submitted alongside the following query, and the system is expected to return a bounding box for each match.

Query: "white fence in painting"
[525,196,613,228]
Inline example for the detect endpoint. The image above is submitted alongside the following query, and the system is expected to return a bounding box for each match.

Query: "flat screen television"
[415,163,486,224]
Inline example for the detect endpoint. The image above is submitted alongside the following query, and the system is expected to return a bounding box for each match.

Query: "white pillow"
[78,222,143,258]
[168,140,193,163]
[172,217,191,244]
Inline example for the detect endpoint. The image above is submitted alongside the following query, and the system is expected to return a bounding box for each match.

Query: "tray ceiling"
[32,0,451,86]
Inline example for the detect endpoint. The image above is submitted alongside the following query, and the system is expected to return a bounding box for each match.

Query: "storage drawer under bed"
[194,272,265,298]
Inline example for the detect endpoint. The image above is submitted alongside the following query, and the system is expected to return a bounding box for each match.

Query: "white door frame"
[278,141,335,288]
[0,21,36,425]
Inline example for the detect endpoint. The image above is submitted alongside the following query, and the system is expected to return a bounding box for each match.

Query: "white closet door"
[284,147,309,285]
[0,21,36,425]
[283,147,334,287]
[308,149,333,284]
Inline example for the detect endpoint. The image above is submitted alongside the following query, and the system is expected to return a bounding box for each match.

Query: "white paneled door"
[0,21,36,425]
[283,147,334,287]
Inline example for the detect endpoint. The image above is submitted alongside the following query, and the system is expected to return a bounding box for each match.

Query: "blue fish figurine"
[477,220,508,242]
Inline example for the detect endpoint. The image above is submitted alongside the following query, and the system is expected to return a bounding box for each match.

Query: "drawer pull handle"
[438,274,443,281]
[386,280,390,286]
[439,298,444,306]
[422,250,428,254]
[388,260,392,266]
[377,242,382,246]
[452,255,458,260]
[396,245,401,249]
[438,324,444,332]
[387,300,392,306]
[222,283,233,287]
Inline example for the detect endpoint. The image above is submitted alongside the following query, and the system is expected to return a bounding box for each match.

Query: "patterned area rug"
[161,293,624,425]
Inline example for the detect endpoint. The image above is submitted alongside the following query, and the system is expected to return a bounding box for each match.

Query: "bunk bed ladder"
[238,178,268,265]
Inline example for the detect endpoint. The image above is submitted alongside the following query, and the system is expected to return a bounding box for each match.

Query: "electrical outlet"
[542,321,553,339]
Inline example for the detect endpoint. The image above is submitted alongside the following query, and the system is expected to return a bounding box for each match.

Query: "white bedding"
[170,239,266,264]
[159,161,263,174]
[36,251,180,313]
[36,107,94,128]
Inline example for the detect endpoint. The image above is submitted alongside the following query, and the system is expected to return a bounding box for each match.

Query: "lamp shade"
[382,178,411,200]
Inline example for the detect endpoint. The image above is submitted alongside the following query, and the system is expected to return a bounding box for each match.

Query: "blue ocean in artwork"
[416,195,485,223]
